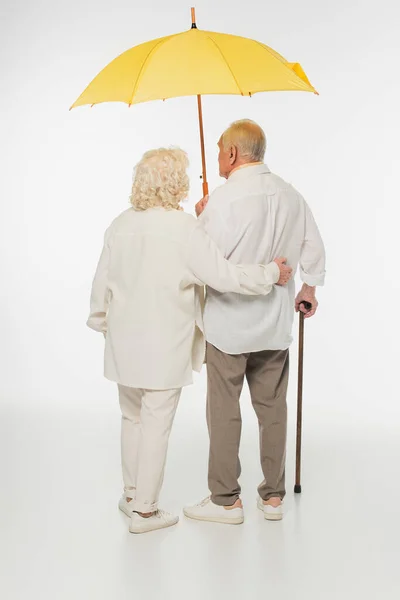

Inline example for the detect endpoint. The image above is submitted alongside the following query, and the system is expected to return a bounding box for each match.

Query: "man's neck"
[228,161,263,178]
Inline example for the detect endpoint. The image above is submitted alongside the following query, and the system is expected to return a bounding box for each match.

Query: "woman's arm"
[185,223,291,294]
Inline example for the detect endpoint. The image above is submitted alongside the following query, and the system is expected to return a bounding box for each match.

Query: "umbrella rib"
[206,36,245,95]
[129,37,170,105]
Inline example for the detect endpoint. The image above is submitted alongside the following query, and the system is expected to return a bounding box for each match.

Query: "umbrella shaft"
[197,95,209,197]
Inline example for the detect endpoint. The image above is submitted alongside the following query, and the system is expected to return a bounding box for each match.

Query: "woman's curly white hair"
[130,148,189,211]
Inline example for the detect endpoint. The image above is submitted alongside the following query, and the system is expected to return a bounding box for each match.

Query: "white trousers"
[118,385,181,513]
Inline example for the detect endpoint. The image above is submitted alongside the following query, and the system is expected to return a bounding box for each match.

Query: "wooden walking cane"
[294,301,312,494]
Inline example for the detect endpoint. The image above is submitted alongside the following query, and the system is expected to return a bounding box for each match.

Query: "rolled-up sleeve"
[86,228,112,334]
[300,203,326,286]
[185,223,280,294]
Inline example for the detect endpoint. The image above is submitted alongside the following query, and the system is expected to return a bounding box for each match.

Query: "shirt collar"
[227,162,271,182]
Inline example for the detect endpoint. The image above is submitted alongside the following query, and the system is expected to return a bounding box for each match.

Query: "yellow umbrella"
[71,8,318,195]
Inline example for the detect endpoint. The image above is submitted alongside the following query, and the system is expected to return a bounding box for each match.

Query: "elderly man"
[184,120,326,524]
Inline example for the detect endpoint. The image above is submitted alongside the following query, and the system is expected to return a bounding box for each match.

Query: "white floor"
[2,375,400,600]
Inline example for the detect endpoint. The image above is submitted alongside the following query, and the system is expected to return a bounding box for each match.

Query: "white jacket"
[87,207,280,389]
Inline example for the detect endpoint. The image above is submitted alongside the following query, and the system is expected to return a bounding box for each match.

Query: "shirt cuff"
[265,261,280,284]
[300,269,326,286]
[86,315,107,334]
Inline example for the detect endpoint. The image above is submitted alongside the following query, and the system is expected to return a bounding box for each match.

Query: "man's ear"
[229,145,237,165]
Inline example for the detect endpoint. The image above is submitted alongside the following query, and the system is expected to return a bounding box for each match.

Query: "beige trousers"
[118,385,181,513]
[206,343,289,506]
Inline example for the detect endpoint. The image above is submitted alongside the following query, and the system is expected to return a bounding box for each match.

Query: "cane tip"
[294,484,302,494]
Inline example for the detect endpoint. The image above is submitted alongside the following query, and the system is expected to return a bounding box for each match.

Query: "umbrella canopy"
[71,9,317,195]
[71,26,316,109]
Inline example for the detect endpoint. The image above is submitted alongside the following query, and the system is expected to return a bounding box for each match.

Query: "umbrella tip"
[191,7,197,28]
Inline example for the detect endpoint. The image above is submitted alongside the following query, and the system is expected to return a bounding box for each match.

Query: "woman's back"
[105,207,201,390]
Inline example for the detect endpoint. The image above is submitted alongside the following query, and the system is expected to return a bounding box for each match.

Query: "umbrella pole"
[197,94,209,197]
[191,8,209,197]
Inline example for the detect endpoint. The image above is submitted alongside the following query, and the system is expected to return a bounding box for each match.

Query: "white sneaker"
[257,497,283,521]
[119,496,135,517]
[129,510,179,534]
[184,497,244,524]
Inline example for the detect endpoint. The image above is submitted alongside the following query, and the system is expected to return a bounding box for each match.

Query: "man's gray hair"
[221,119,266,162]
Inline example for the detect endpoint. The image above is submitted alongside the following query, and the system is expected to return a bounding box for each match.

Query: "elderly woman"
[87,148,292,534]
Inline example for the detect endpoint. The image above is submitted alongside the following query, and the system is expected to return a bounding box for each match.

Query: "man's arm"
[195,195,209,218]
[296,202,326,318]
[86,228,112,334]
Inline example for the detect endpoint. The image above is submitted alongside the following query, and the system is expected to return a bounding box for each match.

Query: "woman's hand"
[274,257,293,286]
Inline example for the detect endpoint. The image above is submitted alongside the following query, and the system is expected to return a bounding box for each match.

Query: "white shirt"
[200,163,326,354]
[87,207,280,389]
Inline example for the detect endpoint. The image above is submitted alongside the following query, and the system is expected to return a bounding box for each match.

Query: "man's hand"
[295,284,318,318]
[195,195,209,217]
[274,257,293,286]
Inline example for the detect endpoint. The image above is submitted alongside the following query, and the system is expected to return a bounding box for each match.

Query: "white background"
[1,0,399,598]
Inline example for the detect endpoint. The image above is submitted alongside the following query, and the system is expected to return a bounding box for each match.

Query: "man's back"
[200,163,325,353]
